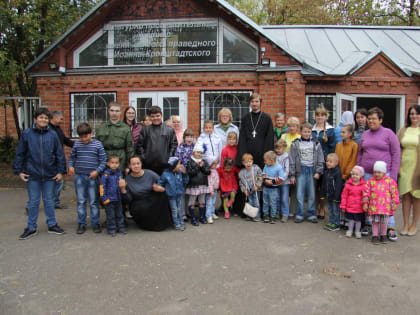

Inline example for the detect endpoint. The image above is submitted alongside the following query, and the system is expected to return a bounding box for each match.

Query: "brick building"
[8,0,420,140]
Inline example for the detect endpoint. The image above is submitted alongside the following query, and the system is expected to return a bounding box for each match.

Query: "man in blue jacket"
[13,108,67,240]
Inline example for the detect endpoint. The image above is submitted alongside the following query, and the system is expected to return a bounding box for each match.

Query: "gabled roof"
[263,25,420,76]
[26,1,420,77]
[25,0,304,72]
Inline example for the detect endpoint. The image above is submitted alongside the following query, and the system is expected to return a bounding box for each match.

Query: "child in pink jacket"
[340,165,366,239]
[362,161,399,245]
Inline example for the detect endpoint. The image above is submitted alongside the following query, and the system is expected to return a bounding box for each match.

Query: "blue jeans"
[206,193,217,218]
[328,201,340,226]
[104,201,124,233]
[263,187,278,217]
[296,166,316,220]
[54,179,64,206]
[74,175,100,227]
[169,195,183,228]
[26,180,57,231]
[247,190,262,217]
[277,184,290,217]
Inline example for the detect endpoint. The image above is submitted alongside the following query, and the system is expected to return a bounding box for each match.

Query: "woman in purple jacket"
[357,107,401,181]
[357,107,401,240]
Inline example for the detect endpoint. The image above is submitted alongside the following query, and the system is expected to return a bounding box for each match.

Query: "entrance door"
[129,91,187,127]
[356,97,399,131]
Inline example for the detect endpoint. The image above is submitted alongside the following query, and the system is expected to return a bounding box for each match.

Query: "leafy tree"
[227,0,420,25]
[0,0,98,137]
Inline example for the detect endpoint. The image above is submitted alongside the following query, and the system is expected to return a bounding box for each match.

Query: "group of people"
[13,94,420,245]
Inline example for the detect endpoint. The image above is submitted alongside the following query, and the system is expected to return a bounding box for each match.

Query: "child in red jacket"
[220,131,238,168]
[217,157,238,219]
[340,165,366,239]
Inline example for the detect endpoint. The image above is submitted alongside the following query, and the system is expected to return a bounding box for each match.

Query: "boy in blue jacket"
[158,157,189,231]
[262,151,285,223]
[13,108,66,239]
[100,155,126,236]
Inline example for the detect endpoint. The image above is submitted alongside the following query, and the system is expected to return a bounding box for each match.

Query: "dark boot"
[199,207,207,224]
[188,207,199,226]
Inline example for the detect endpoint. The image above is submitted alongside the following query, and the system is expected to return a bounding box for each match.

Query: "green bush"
[0,136,18,163]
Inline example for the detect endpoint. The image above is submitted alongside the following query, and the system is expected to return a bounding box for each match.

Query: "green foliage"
[226,0,420,25]
[0,0,99,97]
[0,136,18,163]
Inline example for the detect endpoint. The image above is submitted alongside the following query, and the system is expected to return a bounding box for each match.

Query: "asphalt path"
[1,185,419,314]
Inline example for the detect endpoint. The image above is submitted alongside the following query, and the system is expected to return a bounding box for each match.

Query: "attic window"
[223,27,257,63]
[74,19,258,67]
[79,31,108,67]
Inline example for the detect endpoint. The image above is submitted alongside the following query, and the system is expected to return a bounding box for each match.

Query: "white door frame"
[336,93,356,122]
[129,91,188,127]
[352,94,405,131]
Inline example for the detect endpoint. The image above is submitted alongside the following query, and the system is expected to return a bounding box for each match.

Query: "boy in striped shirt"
[68,123,107,234]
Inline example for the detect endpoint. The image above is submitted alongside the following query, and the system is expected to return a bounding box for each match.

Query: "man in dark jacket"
[49,110,74,209]
[136,106,178,175]
[13,108,67,240]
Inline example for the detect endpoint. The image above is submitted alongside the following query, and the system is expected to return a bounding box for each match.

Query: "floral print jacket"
[362,175,399,216]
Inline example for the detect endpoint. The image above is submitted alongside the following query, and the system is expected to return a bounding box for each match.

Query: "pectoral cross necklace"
[250,112,262,138]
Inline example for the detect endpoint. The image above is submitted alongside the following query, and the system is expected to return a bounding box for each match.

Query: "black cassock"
[236,111,274,169]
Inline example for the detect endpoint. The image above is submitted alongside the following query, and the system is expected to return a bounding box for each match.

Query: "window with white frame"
[201,91,253,129]
[306,95,336,126]
[71,92,117,136]
[74,19,258,67]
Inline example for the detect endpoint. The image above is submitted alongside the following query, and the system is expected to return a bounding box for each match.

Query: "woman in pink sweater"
[363,161,399,244]
[340,166,366,239]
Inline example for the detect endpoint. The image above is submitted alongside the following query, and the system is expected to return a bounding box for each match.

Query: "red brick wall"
[36,71,301,138]
[0,102,19,138]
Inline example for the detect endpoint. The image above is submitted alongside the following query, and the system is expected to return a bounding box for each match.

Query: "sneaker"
[317,215,325,220]
[76,224,86,234]
[212,214,219,220]
[345,230,353,238]
[270,218,276,224]
[263,215,270,223]
[380,235,388,244]
[19,228,37,240]
[179,225,185,231]
[48,225,65,235]
[54,204,68,209]
[288,213,295,218]
[324,223,339,231]
[361,225,372,236]
[309,217,318,224]
[93,224,102,233]
[355,232,362,239]
[111,232,117,237]
[294,218,304,223]
[125,210,133,219]
[118,229,127,234]
[207,217,214,224]
[281,217,288,223]
[252,216,261,222]
[371,236,380,245]
[224,212,230,219]
[387,229,398,242]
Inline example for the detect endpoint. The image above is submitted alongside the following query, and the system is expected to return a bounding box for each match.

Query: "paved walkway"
[1,185,419,314]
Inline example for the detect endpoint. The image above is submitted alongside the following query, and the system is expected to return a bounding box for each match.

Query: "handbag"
[243,167,259,218]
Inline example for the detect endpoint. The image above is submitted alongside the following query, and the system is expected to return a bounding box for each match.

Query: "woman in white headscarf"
[334,111,355,145]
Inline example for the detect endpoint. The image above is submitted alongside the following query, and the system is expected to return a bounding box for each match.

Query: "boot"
[188,206,199,226]
[199,207,207,224]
